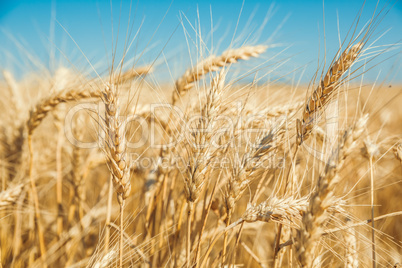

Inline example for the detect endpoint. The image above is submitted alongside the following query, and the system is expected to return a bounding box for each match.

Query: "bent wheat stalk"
[25,88,101,266]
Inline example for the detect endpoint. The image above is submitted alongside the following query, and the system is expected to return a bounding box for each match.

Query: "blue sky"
[1,0,401,84]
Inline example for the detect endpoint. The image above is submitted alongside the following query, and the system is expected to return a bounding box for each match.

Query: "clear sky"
[1,0,401,84]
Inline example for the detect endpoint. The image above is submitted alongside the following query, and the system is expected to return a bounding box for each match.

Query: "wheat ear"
[173,45,267,103]
[238,196,344,226]
[296,43,363,144]
[241,196,309,225]
[114,66,153,84]
[183,71,227,203]
[394,143,402,165]
[101,83,131,267]
[28,89,101,135]
[0,184,23,210]
[102,83,131,203]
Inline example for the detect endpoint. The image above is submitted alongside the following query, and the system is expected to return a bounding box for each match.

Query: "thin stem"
[12,188,24,265]
[200,229,226,268]
[187,201,194,268]
[273,224,283,267]
[28,135,47,267]
[233,221,244,266]
[222,209,232,266]
[104,176,113,254]
[1,160,5,190]
[370,156,376,268]
[56,129,63,237]
[274,144,299,262]
[120,198,125,268]
[194,179,219,268]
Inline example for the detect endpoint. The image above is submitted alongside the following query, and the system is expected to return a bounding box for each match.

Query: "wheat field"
[0,1,401,267]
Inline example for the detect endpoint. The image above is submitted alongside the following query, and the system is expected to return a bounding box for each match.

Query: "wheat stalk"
[68,115,85,223]
[295,116,367,267]
[362,137,380,267]
[101,82,131,267]
[183,71,228,267]
[24,87,101,265]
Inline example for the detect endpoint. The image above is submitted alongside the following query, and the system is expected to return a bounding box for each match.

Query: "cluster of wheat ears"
[0,2,401,268]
